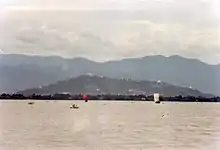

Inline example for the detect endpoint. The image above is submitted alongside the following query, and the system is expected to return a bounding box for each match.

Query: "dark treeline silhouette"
[0,93,220,102]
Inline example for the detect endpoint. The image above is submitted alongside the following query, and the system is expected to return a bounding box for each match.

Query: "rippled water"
[1,100,220,150]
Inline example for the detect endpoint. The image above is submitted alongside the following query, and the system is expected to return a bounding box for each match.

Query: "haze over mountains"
[0,54,219,96]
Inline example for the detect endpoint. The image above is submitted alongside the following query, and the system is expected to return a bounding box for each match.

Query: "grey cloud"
[0,6,219,64]
[4,0,218,23]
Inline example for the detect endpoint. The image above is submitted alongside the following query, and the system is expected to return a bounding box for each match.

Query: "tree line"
[0,93,220,102]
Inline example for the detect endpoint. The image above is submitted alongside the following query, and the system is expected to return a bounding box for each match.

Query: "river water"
[1,100,220,150]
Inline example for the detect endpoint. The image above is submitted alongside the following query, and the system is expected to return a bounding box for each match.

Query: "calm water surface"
[1,100,220,150]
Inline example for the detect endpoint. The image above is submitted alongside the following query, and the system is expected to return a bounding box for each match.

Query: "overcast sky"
[0,0,220,64]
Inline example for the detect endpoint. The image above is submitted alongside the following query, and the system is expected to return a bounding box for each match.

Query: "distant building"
[128,89,146,95]
[157,80,161,84]
[61,92,71,95]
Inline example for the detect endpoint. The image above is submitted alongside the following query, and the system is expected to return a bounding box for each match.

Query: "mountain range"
[0,54,219,96]
[20,74,210,97]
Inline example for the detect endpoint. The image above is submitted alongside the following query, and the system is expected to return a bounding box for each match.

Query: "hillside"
[20,75,210,97]
[0,54,219,95]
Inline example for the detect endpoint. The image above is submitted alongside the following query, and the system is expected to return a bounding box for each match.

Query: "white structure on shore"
[154,93,160,103]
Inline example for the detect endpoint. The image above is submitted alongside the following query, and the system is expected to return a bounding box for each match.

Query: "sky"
[0,0,220,64]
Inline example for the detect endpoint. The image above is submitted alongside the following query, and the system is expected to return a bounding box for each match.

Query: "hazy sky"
[0,0,220,64]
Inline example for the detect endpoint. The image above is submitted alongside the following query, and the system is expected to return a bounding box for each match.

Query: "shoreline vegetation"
[0,93,220,102]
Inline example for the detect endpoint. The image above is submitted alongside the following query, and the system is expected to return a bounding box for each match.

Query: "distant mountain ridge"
[20,75,211,97]
[0,54,219,96]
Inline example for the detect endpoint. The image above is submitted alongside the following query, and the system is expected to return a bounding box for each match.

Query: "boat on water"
[83,94,88,102]
[70,104,79,109]
[28,101,34,105]
[154,93,160,104]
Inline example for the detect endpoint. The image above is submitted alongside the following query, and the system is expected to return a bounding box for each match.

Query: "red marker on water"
[83,94,88,102]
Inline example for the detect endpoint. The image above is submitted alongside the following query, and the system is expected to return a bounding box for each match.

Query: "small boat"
[154,93,160,104]
[70,104,79,109]
[83,95,88,102]
[28,102,34,105]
